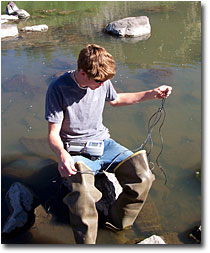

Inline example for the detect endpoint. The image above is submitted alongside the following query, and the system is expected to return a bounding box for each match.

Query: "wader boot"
[107,150,155,230]
[63,161,102,244]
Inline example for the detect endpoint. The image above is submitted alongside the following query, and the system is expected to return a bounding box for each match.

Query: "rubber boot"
[108,150,155,230]
[63,161,102,244]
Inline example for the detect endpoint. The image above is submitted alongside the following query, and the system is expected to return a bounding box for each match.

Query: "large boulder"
[105,16,151,38]
[1,23,18,38]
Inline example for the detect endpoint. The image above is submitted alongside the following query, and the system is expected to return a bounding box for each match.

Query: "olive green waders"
[63,161,102,244]
[108,150,155,230]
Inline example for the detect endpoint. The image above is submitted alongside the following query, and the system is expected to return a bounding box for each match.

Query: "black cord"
[139,98,168,184]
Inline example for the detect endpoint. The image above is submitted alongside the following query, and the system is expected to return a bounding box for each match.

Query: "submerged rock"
[2,74,29,93]
[105,16,151,38]
[2,74,46,98]
[19,137,55,158]
[140,68,173,87]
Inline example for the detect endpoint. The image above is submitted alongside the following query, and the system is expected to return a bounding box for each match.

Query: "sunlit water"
[1,1,201,244]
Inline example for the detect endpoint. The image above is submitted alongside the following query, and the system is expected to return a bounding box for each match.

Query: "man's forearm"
[110,89,156,107]
[48,132,66,157]
[48,129,77,177]
[110,85,172,107]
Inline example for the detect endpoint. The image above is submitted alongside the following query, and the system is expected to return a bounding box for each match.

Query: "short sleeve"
[105,80,118,102]
[45,82,64,123]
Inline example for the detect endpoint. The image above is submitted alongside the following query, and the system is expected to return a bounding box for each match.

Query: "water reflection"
[1,1,201,244]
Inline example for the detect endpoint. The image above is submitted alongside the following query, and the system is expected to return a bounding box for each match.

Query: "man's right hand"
[58,149,77,177]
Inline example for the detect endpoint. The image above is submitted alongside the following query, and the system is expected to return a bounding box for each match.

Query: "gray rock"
[1,23,18,38]
[6,1,30,19]
[138,235,166,244]
[2,182,38,234]
[105,16,151,38]
[21,24,48,32]
[6,1,19,15]
[15,9,30,19]
[1,14,19,21]
[95,171,122,216]
[1,20,8,24]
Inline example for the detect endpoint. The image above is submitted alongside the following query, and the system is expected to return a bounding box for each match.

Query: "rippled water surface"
[1,1,201,244]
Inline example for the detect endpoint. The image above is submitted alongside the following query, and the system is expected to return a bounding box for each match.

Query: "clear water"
[1,1,201,244]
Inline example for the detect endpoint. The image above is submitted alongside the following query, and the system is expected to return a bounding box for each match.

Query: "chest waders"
[63,150,154,244]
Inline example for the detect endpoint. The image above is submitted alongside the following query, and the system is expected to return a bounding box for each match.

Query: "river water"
[1,1,201,244]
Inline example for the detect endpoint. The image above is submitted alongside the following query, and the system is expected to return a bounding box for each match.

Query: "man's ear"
[79,69,87,77]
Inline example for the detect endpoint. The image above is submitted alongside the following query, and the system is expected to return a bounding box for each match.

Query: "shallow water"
[1,1,201,244]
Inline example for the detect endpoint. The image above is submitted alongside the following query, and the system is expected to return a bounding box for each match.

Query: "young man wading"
[45,44,173,244]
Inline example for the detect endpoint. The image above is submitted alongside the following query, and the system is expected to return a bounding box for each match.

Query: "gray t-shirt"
[45,71,118,143]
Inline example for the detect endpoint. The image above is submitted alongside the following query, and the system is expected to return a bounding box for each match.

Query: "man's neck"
[73,70,88,89]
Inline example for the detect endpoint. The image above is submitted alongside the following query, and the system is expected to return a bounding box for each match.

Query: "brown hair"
[77,44,116,81]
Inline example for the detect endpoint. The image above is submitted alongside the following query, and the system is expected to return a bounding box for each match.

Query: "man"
[45,44,172,244]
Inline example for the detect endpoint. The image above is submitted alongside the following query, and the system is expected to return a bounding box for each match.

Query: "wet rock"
[2,182,39,235]
[1,23,18,38]
[16,9,30,19]
[21,24,48,32]
[105,16,151,38]
[95,171,122,217]
[6,1,19,15]
[138,235,166,244]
